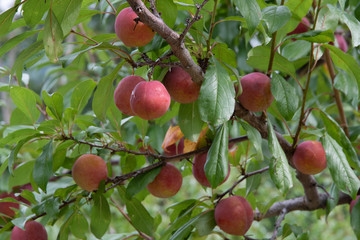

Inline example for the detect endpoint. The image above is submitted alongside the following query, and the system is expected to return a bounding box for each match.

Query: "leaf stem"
[206,0,218,58]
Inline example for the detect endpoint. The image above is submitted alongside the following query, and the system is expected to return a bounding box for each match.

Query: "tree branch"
[255,192,352,220]
[126,0,204,84]
[271,208,287,240]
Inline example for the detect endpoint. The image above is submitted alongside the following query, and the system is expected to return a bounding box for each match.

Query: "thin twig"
[216,167,269,201]
[292,0,322,148]
[179,0,209,42]
[324,48,350,138]
[206,0,218,58]
[266,0,285,76]
[271,208,287,240]
[105,0,117,15]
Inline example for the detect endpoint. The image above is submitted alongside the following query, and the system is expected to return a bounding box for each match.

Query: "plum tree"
[215,196,253,236]
[0,193,19,221]
[146,163,182,198]
[11,221,47,240]
[72,154,108,192]
[114,7,155,47]
[130,81,171,120]
[162,67,201,103]
[1,0,359,239]
[292,141,327,175]
[192,152,230,188]
[114,75,146,116]
[235,72,273,112]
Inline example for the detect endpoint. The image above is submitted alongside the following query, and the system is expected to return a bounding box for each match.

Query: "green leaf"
[0,30,41,58]
[33,140,53,192]
[0,6,17,36]
[278,0,312,37]
[262,6,291,34]
[247,46,296,77]
[91,193,111,238]
[212,43,237,68]
[92,64,122,121]
[71,79,96,114]
[0,159,8,177]
[8,134,41,175]
[9,161,35,188]
[245,160,262,196]
[11,41,43,83]
[326,184,339,219]
[156,0,177,28]
[240,120,263,160]
[285,0,312,19]
[286,29,334,43]
[271,73,299,120]
[328,5,360,47]
[170,211,212,240]
[22,0,50,27]
[126,167,162,199]
[178,102,203,142]
[194,210,216,236]
[70,212,89,239]
[43,10,64,63]
[204,123,229,188]
[118,187,154,237]
[234,0,261,35]
[10,86,40,124]
[198,59,235,126]
[334,70,359,108]
[320,111,360,171]
[282,40,311,61]
[321,134,360,199]
[42,90,64,121]
[53,0,83,35]
[324,44,360,92]
[267,118,292,193]
[0,128,39,146]
[351,199,360,239]
[106,101,122,131]
[60,43,101,66]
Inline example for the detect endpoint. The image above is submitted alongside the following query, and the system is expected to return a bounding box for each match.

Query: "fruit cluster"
[5,6,345,239]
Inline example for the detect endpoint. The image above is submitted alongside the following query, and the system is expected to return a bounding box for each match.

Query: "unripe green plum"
[130,81,171,120]
[162,67,201,103]
[215,196,253,236]
[72,154,108,192]
[192,152,230,188]
[236,72,273,112]
[292,141,327,175]
[147,163,182,198]
[114,75,146,116]
[11,221,47,240]
[114,7,155,47]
